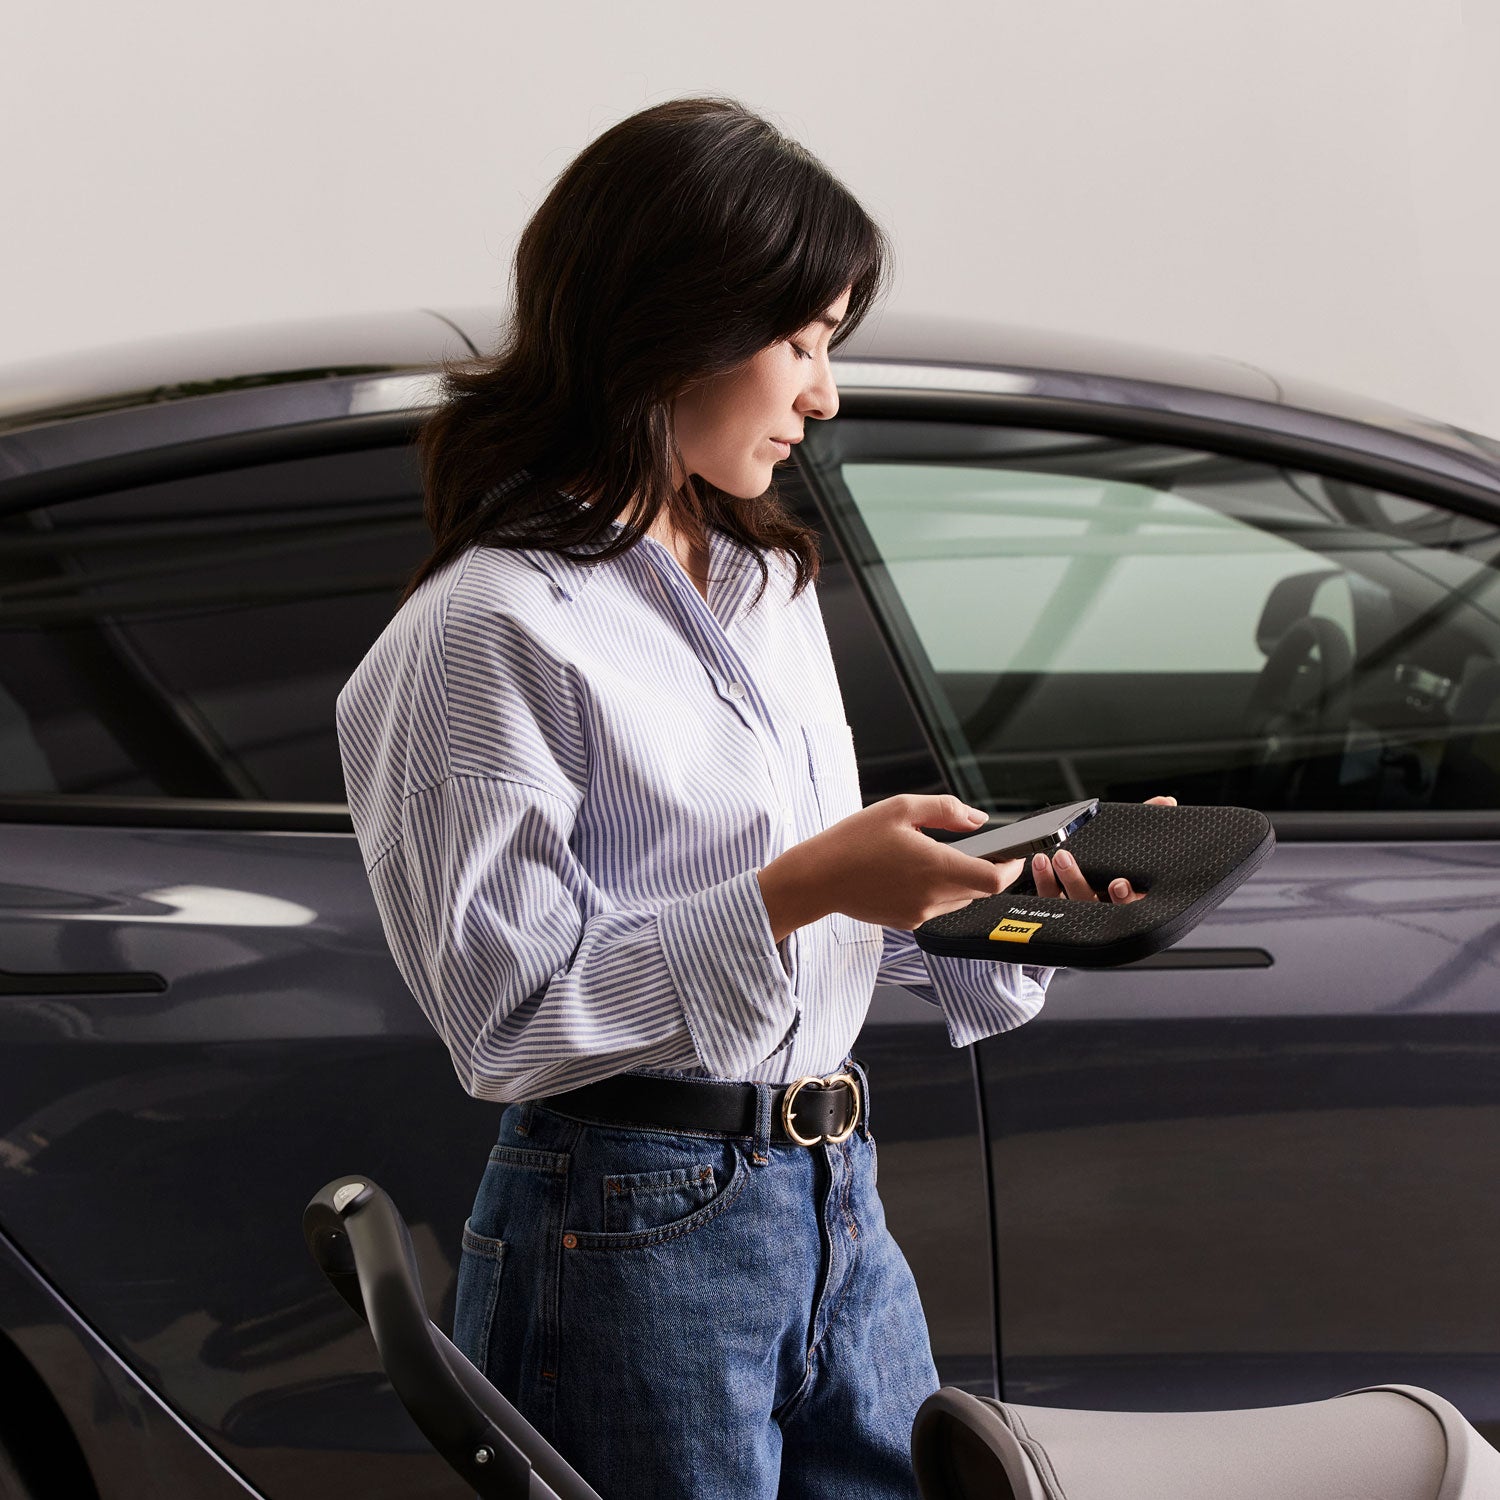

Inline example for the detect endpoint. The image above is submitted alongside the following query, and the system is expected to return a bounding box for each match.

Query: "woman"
[337,96,1168,1500]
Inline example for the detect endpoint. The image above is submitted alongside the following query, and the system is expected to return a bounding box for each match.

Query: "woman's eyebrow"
[813,312,842,330]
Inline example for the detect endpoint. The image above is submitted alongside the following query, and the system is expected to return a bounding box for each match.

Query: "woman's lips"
[770,439,791,458]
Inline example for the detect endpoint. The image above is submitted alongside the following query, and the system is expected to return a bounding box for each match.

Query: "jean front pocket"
[567,1142,751,1252]
[602,1163,719,1235]
[452,1220,507,1377]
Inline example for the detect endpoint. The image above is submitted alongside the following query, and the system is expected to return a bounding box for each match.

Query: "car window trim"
[0,411,422,516]
[823,390,1500,524]
[0,795,355,832]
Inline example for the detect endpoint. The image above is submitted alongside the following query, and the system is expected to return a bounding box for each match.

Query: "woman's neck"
[645,513,710,600]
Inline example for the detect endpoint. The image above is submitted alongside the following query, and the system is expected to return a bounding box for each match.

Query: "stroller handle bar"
[302,1175,602,1500]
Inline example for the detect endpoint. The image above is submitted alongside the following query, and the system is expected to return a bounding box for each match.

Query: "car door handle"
[1,967,168,995]
[1119,948,1272,970]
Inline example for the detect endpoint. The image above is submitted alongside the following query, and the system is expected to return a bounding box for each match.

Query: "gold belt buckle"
[781,1069,862,1147]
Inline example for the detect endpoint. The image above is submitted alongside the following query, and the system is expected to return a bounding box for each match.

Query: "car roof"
[0,308,480,432]
[1,304,1497,485]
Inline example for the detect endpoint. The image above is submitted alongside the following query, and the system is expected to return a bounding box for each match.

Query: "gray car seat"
[911,1383,1500,1500]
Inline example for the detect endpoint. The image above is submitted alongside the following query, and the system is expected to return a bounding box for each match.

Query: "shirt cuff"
[923,950,1054,1049]
[658,867,802,1077]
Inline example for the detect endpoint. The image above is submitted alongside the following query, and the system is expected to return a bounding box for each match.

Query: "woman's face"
[671,285,850,498]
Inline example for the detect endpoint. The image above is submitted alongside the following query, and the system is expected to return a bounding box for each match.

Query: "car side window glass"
[0,443,430,802]
[802,420,1500,814]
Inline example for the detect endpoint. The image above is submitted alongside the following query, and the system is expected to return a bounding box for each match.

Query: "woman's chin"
[706,468,776,500]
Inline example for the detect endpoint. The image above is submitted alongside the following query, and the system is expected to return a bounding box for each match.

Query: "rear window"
[0,443,430,802]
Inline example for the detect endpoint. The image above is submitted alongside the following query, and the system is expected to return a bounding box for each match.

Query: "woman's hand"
[757,794,1025,941]
[1031,795,1177,904]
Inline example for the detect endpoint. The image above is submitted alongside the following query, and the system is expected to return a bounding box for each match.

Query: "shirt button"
[724,681,745,699]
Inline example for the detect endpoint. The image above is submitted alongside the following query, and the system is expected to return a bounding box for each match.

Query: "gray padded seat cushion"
[912,1383,1500,1500]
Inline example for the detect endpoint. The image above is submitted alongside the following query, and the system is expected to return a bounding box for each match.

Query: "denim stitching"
[535,1115,580,1427]
[602,1165,716,1232]
[849,1057,873,1139]
[539,1127,577,1413]
[487,1143,569,1173]
[774,1343,819,1425]
[808,1234,863,1364]
[809,1150,864,1361]
[753,1081,772,1165]
[460,1224,506,1257]
[838,1138,859,1241]
[563,1148,751,1252]
[458,1222,507,1375]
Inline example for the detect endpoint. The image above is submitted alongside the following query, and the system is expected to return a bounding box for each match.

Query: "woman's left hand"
[1032,795,1176,904]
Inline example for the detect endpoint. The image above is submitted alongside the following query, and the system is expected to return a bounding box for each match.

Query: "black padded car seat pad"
[915,802,1274,968]
[910,1383,1500,1500]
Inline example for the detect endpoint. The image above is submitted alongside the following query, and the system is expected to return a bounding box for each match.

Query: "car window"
[0,443,430,802]
[802,420,1500,814]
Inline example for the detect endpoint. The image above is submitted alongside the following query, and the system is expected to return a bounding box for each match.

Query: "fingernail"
[1032,853,1045,868]
[968,808,987,823]
[1111,880,1129,899]
[1056,850,1073,870]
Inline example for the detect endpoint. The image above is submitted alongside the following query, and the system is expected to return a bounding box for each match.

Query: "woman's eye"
[790,341,812,361]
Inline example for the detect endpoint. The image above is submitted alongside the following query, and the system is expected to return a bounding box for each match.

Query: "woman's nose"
[798,362,839,422]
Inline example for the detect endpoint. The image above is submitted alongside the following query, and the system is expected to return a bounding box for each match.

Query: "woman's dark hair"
[399,95,889,608]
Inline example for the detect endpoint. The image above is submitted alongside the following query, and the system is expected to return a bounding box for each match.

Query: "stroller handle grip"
[302,1175,602,1500]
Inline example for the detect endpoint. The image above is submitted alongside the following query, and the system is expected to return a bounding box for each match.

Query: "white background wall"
[5,0,1497,434]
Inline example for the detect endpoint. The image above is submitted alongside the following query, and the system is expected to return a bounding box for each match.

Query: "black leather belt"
[534,1066,863,1148]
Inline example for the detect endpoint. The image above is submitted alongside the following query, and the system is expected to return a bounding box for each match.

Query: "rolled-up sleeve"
[370,772,800,1103]
[875,923,1053,1047]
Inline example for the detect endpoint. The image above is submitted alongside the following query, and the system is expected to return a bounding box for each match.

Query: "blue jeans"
[452,1062,939,1499]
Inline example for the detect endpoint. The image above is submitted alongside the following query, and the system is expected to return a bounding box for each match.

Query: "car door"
[0,422,499,1498]
[799,409,1500,1446]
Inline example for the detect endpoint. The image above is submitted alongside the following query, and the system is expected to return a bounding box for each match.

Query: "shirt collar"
[479,471,617,601]
[515,524,623,602]
[486,470,769,615]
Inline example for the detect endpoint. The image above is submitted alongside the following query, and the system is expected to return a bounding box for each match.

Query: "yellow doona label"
[987,918,1043,943]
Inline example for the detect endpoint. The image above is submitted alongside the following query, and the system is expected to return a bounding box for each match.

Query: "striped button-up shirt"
[336,509,1053,1104]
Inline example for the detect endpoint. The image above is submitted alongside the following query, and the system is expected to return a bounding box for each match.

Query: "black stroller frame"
[304,1175,600,1499]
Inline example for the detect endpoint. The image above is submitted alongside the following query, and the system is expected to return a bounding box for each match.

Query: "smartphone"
[947,797,1100,864]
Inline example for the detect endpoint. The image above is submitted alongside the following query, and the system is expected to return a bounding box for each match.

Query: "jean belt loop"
[846,1056,872,1140]
[752,1082,772,1166]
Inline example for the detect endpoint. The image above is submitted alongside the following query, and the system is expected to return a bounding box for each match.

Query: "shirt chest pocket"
[800,721,881,947]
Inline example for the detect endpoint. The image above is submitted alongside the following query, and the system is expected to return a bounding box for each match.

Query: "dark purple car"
[1,307,1497,1496]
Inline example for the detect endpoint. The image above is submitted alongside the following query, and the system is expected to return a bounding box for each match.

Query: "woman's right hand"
[757,795,1016,942]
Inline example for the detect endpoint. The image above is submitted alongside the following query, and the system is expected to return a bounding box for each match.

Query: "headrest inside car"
[1254,568,1344,656]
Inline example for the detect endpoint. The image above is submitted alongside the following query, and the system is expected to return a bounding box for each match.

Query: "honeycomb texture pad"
[914,802,1275,968]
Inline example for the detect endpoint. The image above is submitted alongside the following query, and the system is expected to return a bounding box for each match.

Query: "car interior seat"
[305,1173,1500,1500]
[1231,570,1357,807]
[1431,661,1500,809]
